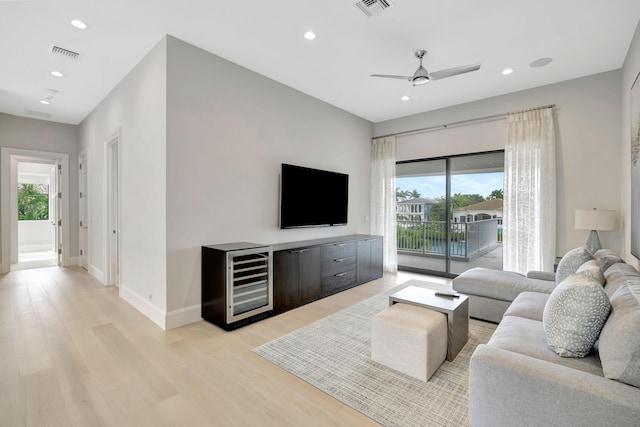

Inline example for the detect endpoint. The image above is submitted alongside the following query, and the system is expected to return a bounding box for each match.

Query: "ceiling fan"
[371,50,481,86]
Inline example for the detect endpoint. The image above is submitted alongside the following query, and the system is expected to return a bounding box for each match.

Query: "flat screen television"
[280,163,349,229]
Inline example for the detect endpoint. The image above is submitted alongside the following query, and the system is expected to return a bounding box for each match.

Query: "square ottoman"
[371,303,447,381]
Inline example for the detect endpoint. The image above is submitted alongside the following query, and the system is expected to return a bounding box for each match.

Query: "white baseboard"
[119,284,166,330]
[165,304,202,330]
[66,256,79,266]
[88,264,104,283]
[19,244,52,253]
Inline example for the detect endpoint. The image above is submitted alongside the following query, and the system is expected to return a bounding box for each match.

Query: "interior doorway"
[13,161,58,270]
[1,148,70,273]
[105,135,119,286]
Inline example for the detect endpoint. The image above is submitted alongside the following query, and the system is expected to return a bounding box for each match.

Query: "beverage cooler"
[201,243,273,330]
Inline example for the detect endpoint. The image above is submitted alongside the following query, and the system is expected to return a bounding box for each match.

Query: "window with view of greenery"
[17,183,49,220]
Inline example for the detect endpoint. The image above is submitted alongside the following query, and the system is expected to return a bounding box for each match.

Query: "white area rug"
[253,280,497,427]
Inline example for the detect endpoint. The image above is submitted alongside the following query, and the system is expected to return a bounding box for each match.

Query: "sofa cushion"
[593,249,624,274]
[453,268,556,302]
[576,259,605,285]
[604,262,640,298]
[503,291,549,322]
[543,272,611,358]
[598,280,640,387]
[555,246,593,283]
[487,315,603,376]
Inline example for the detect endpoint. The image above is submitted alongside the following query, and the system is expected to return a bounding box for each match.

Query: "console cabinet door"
[298,247,322,302]
[274,247,322,310]
[274,250,299,310]
[370,236,383,278]
[357,237,384,282]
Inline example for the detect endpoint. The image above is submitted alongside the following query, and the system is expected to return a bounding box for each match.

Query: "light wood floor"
[0,266,450,426]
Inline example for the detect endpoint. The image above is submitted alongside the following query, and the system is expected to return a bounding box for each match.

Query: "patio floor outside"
[398,243,503,276]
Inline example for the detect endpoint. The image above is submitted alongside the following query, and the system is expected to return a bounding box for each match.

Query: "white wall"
[375,70,623,258]
[78,37,168,320]
[164,36,373,324]
[18,221,52,251]
[622,21,640,269]
[0,113,79,260]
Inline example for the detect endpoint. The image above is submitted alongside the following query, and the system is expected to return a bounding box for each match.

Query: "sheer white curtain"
[371,136,398,273]
[503,107,556,274]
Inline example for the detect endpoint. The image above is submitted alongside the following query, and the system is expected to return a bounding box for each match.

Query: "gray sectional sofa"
[453,249,640,426]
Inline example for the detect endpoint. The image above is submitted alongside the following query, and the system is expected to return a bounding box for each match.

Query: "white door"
[53,161,62,266]
[79,151,89,269]
[106,138,119,286]
[49,164,57,258]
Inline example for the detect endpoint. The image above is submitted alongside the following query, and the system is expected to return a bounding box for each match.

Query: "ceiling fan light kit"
[371,49,481,87]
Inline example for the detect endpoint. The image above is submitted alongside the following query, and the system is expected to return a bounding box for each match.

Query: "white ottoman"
[371,303,447,382]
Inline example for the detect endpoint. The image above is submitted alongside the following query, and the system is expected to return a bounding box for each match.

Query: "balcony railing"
[397,218,501,259]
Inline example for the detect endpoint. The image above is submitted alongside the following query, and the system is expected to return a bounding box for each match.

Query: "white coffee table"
[389,286,469,361]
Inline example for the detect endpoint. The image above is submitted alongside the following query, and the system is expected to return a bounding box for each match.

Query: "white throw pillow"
[543,272,611,358]
[555,246,593,284]
[576,259,605,285]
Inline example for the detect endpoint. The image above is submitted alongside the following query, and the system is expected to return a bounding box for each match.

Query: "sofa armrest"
[469,344,640,427]
[526,270,555,281]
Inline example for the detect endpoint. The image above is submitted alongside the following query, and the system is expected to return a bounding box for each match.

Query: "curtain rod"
[373,104,556,140]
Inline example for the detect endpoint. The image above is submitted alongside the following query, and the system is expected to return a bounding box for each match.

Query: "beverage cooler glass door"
[226,247,273,323]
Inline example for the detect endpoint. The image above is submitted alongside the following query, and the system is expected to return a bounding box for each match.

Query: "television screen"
[280,163,349,229]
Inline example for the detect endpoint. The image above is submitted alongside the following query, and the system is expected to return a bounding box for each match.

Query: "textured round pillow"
[543,272,611,358]
[555,246,593,284]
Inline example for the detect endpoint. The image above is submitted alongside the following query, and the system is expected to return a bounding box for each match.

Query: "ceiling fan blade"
[428,63,481,80]
[370,74,414,81]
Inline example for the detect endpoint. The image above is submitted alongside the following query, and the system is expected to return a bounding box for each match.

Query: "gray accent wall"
[164,36,373,323]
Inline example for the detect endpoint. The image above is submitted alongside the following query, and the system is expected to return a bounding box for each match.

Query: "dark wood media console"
[202,234,383,330]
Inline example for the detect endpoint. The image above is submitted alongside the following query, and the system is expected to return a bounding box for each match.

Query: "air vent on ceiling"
[49,44,82,61]
[355,0,394,17]
[26,110,52,119]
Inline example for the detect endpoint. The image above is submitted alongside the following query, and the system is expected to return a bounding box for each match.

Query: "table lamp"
[574,209,616,253]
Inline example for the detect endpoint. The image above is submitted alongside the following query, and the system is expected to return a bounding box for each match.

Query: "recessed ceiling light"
[71,19,88,29]
[304,31,316,40]
[502,68,514,75]
[401,95,410,101]
[40,100,51,105]
[51,71,64,77]
[530,57,552,68]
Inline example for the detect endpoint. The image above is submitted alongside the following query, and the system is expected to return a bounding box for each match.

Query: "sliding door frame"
[396,149,504,278]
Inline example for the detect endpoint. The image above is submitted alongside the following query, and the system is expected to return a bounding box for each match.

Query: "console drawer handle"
[290,248,309,254]
[335,258,345,262]
[336,243,345,247]
[335,272,347,277]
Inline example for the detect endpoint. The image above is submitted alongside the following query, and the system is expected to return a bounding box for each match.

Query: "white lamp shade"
[575,209,616,231]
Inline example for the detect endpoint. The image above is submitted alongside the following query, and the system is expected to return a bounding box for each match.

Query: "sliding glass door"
[396,151,504,277]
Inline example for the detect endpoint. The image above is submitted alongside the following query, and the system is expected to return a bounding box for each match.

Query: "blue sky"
[397,172,504,199]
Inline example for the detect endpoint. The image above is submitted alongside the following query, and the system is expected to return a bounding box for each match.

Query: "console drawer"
[322,269,357,292]
[321,256,356,277]
[322,241,357,261]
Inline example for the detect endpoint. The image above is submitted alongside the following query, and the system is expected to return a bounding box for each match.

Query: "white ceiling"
[1,0,639,125]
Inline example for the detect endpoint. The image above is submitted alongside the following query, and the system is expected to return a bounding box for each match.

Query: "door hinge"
[58,219,62,226]
[79,192,83,199]
[80,220,83,227]
[58,248,62,255]
[79,163,83,170]
[58,164,62,171]
[80,249,83,256]
[58,192,62,199]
